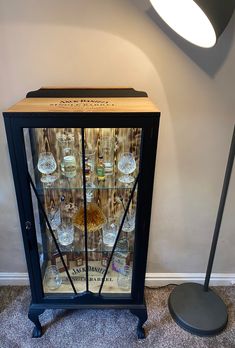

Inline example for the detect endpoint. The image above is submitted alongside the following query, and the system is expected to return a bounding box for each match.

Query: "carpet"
[0,285,234,348]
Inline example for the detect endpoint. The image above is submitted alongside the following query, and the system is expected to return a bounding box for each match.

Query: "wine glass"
[118,152,136,184]
[37,152,57,184]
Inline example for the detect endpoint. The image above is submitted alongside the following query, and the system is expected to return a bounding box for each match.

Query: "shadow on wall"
[146,6,235,76]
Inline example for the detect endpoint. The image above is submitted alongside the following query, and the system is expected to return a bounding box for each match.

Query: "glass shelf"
[35,174,138,191]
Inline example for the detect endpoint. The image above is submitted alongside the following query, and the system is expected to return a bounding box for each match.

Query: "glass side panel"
[24,127,142,296]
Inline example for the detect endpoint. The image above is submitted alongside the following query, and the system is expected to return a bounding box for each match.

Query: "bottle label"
[97,167,105,178]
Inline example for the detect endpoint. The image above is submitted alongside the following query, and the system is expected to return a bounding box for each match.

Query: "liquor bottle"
[85,157,91,178]
[96,155,105,181]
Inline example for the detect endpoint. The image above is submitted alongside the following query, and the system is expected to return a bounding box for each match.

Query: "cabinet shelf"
[36,176,138,192]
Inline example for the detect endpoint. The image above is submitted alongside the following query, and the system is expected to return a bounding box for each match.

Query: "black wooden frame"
[4,105,160,338]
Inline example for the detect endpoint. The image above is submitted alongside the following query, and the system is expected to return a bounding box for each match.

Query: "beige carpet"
[0,285,234,348]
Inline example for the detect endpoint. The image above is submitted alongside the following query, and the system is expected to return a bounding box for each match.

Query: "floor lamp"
[150,0,235,336]
[168,126,235,335]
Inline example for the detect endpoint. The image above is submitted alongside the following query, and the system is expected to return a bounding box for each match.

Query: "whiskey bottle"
[96,155,105,181]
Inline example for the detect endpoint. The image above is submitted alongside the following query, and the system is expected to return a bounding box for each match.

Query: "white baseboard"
[0,273,29,285]
[0,272,235,286]
[145,273,235,287]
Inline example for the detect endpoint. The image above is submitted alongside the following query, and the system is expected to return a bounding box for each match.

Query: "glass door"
[24,127,142,296]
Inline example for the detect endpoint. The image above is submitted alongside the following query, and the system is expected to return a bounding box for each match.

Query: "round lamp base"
[168,283,228,336]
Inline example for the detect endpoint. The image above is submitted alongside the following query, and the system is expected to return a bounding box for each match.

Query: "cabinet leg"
[130,308,148,339]
[28,308,45,338]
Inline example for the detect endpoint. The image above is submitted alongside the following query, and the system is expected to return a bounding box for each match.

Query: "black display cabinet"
[3,88,160,339]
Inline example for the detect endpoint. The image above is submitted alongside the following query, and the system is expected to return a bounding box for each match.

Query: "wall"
[0,0,234,278]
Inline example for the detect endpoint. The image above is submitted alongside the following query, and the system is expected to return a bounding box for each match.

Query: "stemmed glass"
[37,152,57,184]
[118,152,136,184]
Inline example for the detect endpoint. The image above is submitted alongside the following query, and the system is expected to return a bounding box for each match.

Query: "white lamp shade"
[150,0,234,48]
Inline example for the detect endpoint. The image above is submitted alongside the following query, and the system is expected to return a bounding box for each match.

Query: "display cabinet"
[3,88,160,339]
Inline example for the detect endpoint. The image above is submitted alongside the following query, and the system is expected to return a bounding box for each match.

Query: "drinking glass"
[102,220,118,247]
[37,152,57,184]
[47,205,61,231]
[57,222,74,246]
[117,265,132,291]
[56,130,75,147]
[100,136,115,175]
[61,147,77,178]
[44,265,62,290]
[121,211,136,233]
[118,152,136,184]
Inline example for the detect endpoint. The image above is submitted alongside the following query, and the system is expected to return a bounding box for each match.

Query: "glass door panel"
[24,127,142,296]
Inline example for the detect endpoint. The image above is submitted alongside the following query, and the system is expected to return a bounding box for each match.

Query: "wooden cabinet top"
[6,97,159,114]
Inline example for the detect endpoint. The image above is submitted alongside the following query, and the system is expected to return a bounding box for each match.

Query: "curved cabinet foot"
[28,307,45,338]
[130,308,148,339]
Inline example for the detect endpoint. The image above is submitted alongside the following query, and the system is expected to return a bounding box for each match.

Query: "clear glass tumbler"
[47,205,61,231]
[122,211,136,233]
[57,222,74,246]
[44,265,62,290]
[102,220,118,247]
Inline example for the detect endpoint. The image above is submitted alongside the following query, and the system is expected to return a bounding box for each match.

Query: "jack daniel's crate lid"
[6,87,160,114]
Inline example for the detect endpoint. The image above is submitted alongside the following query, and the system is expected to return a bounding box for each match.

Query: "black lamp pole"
[168,125,235,336]
[204,125,235,291]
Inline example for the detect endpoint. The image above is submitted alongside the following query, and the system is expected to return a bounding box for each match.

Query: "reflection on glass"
[116,237,129,257]
[44,265,62,290]
[117,265,132,291]
[118,152,136,184]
